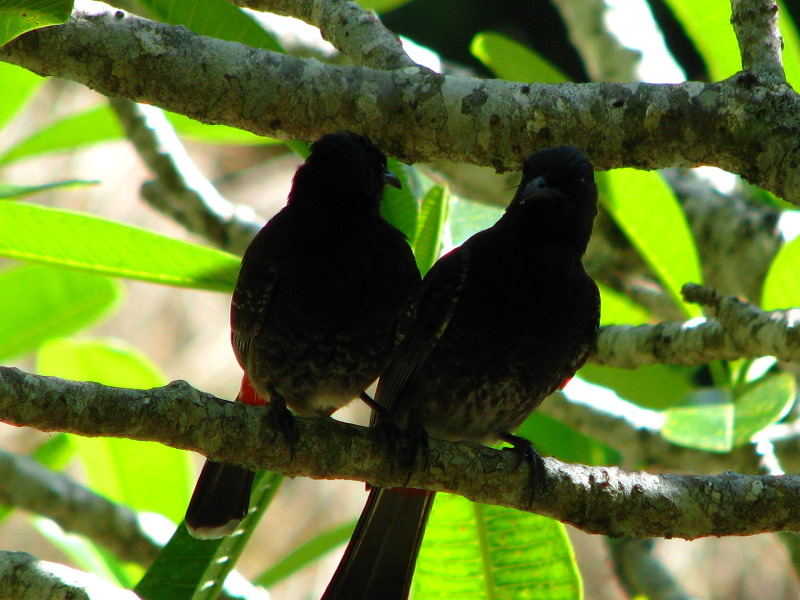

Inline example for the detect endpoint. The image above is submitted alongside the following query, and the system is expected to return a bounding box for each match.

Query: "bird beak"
[384,169,402,189]
[519,175,550,202]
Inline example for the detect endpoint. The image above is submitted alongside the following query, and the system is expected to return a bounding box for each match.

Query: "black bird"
[322,145,600,599]
[184,131,421,539]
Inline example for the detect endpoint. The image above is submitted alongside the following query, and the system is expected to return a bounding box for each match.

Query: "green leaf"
[414,494,581,599]
[0,104,123,166]
[356,0,414,12]
[0,264,121,361]
[597,283,651,326]
[36,338,194,521]
[778,1,800,89]
[598,169,702,317]
[381,161,419,241]
[136,471,283,600]
[0,179,100,199]
[0,62,43,133]
[580,363,695,410]
[0,0,72,47]
[0,202,241,292]
[517,413,621,466]
[413,184,449,275]
[661,0,740,81]
[471,31,568,83]
[662,392,734,453]
[255,519,357,587]
[166,111,278,146]
[762,234,800,309]
[138,0,282,52]
[732,373,795,446]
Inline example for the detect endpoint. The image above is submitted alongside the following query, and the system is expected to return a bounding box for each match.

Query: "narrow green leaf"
[138,0,282,52]
[598,169,702,317]
[662,401,734,452]
[0,0,72,47]
[0,179,100,199]
[662,0,740,81]
[0,202,241,292]
[413,184,449,275]
[732,373,795,446]
[255,519,357,587]
[356,0,413,12]
[0,264,121,361]
[415,494,581,599]
[381,160,419,242]
[0,104,123,166]
[135,471,282,600]
[0,62,43,133]
[778,2,800,89]
[36,338,194,521]
[762,234,800,309]
[471,31,568,83]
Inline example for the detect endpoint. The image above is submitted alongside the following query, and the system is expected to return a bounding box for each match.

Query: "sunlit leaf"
[0,0,72,47]
[0,62,43,132]
[471,31,568,83]
[415,494,581,599]
[0,179,99,199]
[0,104,123,166]
[598,169,702,317]
[0,202,240,292]
[0,264,120,361]
[762,234,800,309]
[413,183,449,275]
[732,373,795,446]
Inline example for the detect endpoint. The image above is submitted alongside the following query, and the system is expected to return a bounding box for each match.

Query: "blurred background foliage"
[1,0,800,598]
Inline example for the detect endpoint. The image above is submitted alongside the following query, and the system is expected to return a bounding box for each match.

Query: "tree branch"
[1,366,800,539]
[2,2,800,203]
[731,0,786,81]
[0,551,139,600]
[109,97,262,255]
[230,0,417,70]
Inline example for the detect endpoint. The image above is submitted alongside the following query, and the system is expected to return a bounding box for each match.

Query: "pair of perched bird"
[184,131,600,599]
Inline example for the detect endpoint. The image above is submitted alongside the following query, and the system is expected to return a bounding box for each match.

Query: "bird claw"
[266,392,299,456]
[500,432,547,508]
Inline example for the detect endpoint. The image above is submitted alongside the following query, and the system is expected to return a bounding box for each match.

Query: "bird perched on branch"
[322,145,600,600]
[184,131,420,539]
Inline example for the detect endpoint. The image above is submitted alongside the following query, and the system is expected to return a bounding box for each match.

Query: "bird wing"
[374,245,471,417]
[229,211,290,370]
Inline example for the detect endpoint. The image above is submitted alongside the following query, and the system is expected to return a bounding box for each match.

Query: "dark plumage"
[323,145,601,600]
[184,132,421,539]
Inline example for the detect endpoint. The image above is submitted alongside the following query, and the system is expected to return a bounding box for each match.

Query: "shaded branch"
[3,2,800,203]
[0,448,161,565]
[2,366,800,539]
[109,97,262,255]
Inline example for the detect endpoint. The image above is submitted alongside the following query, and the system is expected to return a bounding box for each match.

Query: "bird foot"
[266,392,299,456]
[500,432,547,507]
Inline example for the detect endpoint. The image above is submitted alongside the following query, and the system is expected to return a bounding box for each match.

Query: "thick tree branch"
[230,0,416,70]
[1,366,800,540]
[2,2,800,203]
